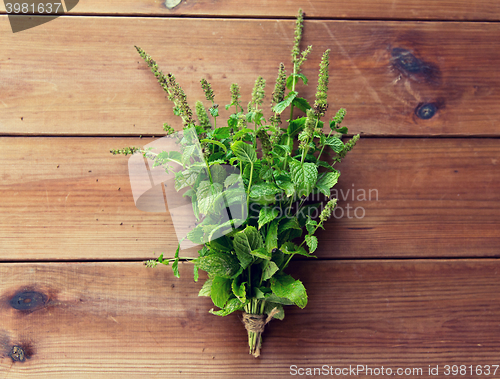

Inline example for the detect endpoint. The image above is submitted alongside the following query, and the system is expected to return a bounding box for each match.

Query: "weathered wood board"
[2,0,500,21]
[0,137,498,261]
[1,260,499,378]
[1,1,499,377]
[1,17,500,136]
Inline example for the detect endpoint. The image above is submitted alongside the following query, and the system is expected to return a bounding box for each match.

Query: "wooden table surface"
[1,1,500,377]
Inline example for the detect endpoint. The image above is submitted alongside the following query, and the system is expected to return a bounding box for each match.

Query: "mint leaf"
[209,236,233,252]
[278,181,295,198]
[238,226,263,250]
[194,265,199,282]
[251,247,272,260]
[271,248,284,268]
[175,166,203,191]
[210,297,245,316]
[233,246,253,269]
[209,106,219,118]
[281,241,313,258]
[289,159,318,197]
[196,181,223,215]
[233,226,263,268]
[210,276,232,308]
[194,252,240,278]
[231,141,256,163]
[278,217,301,235]
[232,278,247,302]
[172,242,180,278]
[224,173,242,189]
[292,97,311,113]
[304,234,318,253]
[259,164,274,180]
[317,160,336,171]
[266,293,295,305]
[258,206,280,229]
[272,91,298,114]
[263,302,285,320]
[213,127,231,139]
[181,144,197,166]
[249,183,281,204]
[305,218,318,234]
[201,139,228,153]
[316,170,340,197]
[210,164,227,184]
[187,224,205,244]
[287,117,306,137]
[261,260,279,281]
[325,136,344,153]
[207,219,245,243]
[265,219,279,252]
[286,73,308,90]
[198,279,212,297]
[270,274,308,309]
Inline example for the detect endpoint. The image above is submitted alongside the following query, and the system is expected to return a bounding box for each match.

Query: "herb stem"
[246,162,254,209]
[316,129,334,164]
[300,116,319,165]
[282,64,298,171]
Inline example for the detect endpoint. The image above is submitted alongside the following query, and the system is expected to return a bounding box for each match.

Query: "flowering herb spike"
[195,101,212,131]
[200,78,215,102]
[314,49,330,118]
[291,9,304,66]
[249,76,266,112]
[272,63,287,106]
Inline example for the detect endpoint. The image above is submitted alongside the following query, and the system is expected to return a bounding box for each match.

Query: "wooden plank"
[1,137,499,261]
[324,137,500,258]
[1,260,500,377]
[1,17,500,136]
[2,0,500,21]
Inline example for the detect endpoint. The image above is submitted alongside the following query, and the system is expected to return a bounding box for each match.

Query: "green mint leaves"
[133,8,360,357]
[289,159,318,198]
[270,274,308,309]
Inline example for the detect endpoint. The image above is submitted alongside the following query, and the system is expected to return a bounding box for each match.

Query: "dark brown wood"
[2,0,500,21]
[1,260,499,377]
[0,137,498,261]
[1,17,500,136]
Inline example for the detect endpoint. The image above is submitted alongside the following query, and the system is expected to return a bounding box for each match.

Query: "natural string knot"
[242,307,280,334]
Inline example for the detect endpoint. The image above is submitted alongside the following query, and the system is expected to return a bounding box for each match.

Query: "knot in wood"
[10,291,47,312]
[9,346,25,362]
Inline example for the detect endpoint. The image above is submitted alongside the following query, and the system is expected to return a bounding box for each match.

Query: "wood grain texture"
[1,137,498,261]
[2,0,500,21]
[1,17,500,136]
[0,260,499,378]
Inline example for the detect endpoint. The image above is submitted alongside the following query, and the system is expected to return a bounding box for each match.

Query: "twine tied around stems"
[242,308,280,357]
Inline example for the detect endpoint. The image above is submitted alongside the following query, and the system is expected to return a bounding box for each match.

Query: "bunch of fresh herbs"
[113,9,359,357]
